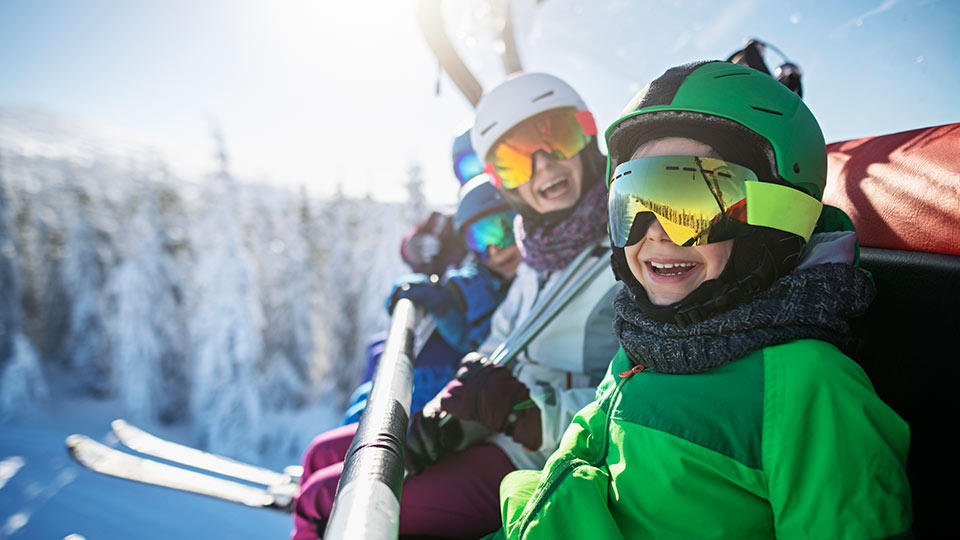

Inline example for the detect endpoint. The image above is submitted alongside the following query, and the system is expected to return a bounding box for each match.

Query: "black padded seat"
[854,247,960,537]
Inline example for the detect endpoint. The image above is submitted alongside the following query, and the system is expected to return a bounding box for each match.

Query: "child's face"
[483,243,522,280]
[622,137,734,305]
[514,151,583,214]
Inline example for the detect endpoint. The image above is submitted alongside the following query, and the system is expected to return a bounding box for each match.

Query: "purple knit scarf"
[514,181,609,272]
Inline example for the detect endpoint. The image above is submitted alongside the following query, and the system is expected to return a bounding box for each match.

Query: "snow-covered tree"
[0,158,17,366]
[185,133,266,458]
[0,106,418,456]
[307,176,419,408]
[14,182,72,365]
[107,184,188,424]
[59,199,113,395]
[0,151,47,420]
[0,333,48,421]
[405,163,428,220]
[248,186,316,410]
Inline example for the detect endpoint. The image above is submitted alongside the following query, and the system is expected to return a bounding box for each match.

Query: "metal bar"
[416,0,484,107]
[324,299,421,540]
[495,0,523,75]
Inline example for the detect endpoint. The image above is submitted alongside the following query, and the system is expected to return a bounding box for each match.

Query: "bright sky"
[1,0,957,204]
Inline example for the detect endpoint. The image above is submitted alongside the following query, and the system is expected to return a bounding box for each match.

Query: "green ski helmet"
[607,60,826,201]
[606,61,827,325]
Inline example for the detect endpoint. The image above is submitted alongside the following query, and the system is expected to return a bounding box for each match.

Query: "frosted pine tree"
[0,158,17,366]
[292,185,322,394]
[60,208,113,395]
[13,182,72,367]
[308,187,354,404]
[405,163,428,220]
[0,334,48,421]
[0,152,47,420]
[256,187,316,409]
[308,186,379,406]
[185,130,265,458]
[241,184,324,454]
[309,167,427,406]
[107,181,188,424]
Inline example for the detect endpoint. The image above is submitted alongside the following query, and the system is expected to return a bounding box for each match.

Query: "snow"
[0,373,314,539]
[0,106,443,538]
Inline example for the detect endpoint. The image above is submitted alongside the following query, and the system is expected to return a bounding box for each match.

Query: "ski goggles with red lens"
[608,156,822,248]
[484,107,597,190]
[463,210,516,256]
[453,149,483,185]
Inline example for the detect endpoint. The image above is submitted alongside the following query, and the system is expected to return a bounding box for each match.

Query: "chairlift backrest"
[822,122,960,537]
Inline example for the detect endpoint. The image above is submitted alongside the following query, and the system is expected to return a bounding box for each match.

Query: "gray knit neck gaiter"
[614,263,875,374]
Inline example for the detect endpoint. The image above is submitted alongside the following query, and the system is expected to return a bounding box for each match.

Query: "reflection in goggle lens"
[487,107,594,190]
[608,156,756,248]
[464,211,516,256]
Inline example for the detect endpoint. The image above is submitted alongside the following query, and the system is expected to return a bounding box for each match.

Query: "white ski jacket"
[478,246,620,470]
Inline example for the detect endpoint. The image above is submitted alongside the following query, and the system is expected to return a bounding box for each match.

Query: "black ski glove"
[404,389,492,476]
[405,409,463,476]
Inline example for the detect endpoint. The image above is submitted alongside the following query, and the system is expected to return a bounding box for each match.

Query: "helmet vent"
[479,122,497,136]
[713,72,751,79]
[749,105,783,116]
[531,90,555,102]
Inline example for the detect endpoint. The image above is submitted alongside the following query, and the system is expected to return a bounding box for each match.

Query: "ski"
[110,419,302,486]
[66,434,296,512]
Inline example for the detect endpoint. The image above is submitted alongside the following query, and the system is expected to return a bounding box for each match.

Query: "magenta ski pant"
[291,422,515,540]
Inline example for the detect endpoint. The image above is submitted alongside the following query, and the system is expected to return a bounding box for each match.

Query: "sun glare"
[252,0,407,75]
[213,0,430,199]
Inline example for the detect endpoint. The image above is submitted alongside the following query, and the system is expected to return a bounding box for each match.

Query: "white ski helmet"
[471,72,592,165]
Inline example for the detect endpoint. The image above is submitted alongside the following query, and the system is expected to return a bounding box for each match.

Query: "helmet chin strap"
[612,228,804,326]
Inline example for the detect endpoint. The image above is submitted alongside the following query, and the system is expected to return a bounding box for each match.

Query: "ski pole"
[324,298,421,540]
[490,253,609,367]
[497,240,599,344]
[487,240,602,363]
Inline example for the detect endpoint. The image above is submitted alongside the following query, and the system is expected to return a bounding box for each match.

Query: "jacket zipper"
[516,362,646,537]
[594,363,646,464]
[619,363,646,379]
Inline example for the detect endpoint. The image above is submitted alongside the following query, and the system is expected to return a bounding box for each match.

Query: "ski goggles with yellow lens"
[608,156,822,248]
[463,210,516,256]
[484,107,597,190]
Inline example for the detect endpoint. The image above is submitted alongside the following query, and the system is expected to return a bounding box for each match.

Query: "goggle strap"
[575,110,597,136]
[745,181,822,241]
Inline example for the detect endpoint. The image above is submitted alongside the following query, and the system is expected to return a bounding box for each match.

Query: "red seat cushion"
[823,123,960,256]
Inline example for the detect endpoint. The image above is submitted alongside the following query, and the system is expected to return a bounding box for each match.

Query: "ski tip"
[65,433,88,450]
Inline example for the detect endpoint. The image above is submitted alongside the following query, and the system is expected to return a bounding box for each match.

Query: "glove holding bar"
[404,353,543,475]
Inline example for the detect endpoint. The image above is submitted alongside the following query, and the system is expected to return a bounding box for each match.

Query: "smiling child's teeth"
[650,261,696,269]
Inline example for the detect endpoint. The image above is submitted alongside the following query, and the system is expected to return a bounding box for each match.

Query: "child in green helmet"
[492,62,912,539]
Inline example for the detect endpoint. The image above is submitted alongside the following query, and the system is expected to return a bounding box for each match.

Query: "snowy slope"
[0,375,298,539]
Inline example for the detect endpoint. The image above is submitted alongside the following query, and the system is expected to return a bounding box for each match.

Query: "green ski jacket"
[498,341,913,539]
